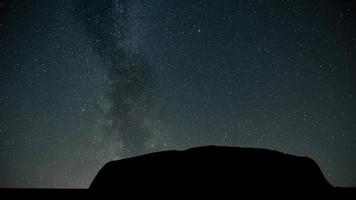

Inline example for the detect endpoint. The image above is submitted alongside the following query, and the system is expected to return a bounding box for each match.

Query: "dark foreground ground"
[1,146,355,196]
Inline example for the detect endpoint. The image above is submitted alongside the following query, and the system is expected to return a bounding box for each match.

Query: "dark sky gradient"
[0,0,355,188]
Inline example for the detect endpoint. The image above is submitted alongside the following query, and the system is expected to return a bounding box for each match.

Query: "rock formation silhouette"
[90,145,333,192]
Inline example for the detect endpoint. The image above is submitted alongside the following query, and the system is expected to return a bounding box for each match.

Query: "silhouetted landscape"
[90,146,332,191]
[1,145,356,196]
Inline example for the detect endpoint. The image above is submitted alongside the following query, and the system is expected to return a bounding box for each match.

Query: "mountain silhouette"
[90,145,333,192]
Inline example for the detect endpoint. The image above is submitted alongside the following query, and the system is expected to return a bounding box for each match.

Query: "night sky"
[0,0,355,188]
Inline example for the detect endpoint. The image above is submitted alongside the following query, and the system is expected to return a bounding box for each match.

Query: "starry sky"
[0,0,355,188]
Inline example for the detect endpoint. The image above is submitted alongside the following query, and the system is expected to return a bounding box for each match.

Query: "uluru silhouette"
[90,145,333,192]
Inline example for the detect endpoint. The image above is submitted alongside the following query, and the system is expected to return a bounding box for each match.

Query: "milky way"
[75,0,158,157]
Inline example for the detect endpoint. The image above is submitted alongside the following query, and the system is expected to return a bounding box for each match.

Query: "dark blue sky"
[0,0,355,187]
